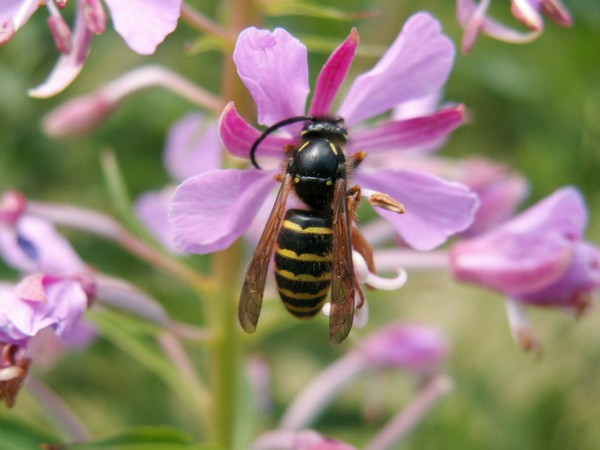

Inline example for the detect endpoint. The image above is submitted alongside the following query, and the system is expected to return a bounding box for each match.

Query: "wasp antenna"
[250,115,315,170]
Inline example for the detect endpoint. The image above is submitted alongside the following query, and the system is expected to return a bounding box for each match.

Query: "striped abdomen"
[274,209,333,319]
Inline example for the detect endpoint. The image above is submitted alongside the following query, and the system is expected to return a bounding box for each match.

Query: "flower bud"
[42,93,116,138]
[47,14,72,54]
[82,0,107,35]
[0,191,27,225]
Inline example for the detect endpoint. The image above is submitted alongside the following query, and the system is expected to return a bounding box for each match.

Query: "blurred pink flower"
[1,1,182,97]
[451,187,600,312]
[0,275,88,347]
[457,0,572,52]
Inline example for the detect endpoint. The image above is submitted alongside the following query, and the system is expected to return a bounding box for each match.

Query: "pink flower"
[0,192,85,275]
[171,13,478,255]
[1,1,182,97]
[0,275,88,347]
[457,0,573,53]
[451,187,600,312]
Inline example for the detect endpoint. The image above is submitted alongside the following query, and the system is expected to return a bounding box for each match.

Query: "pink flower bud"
[0,191,27,225]
[47,14,72,54]
[542,0,573,26]
[511,0,544,31]
[42,93,116,138]
[82,0,107,35]
[359,323,448,376]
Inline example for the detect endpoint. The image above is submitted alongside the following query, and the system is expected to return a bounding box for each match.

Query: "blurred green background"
[1,0,599,449]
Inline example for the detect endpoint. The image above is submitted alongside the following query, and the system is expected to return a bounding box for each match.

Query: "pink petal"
[219,102,295,160]
[349,105,464,155]
[103,0,181,54]
[392,90,442,120]
[0,0,40,32]
[233,27,309,126]
[337,13,454,126]
[357,169,479,250]
[0,277,87,343]
[0,216,85,275]
[450,187,587,295]
[360,323,448,374]
[170,169,277,254]
[519,242,600,307]
[15,274,46,302]
[456,0,478,25]
[164,112,222,181]
[28,4,92,98]
[309,28,359,117]
[134,187,180,253]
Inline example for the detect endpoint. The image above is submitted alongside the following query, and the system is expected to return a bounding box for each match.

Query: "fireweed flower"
[457,0,573,52]
[1,190,170,324]
[0,191,86,275]
[0,0,182,97]
[0,275,89,406]
[451,187,600,349]
[171,13,478,258]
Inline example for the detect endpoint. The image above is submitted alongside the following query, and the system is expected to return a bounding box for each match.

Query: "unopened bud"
[0,190,27,225]
[42,93,117,138]
[542,0,573,26]
[82,0,107,35]
[47,15,72,54]
[511,0,544,31]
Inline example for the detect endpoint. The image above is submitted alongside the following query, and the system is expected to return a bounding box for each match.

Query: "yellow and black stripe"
[274,209,333,318]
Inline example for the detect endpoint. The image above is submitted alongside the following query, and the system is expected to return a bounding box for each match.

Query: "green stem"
[205,1,262,446]
[208,241,243,448]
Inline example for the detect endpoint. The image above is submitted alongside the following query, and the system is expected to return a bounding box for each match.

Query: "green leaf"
[0,415,60,450]
[265,1,376,21]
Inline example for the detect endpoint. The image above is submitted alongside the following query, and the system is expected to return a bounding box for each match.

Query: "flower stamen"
[367,191,406,214]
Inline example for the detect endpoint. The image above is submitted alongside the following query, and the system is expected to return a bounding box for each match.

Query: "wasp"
[238,116,375,344]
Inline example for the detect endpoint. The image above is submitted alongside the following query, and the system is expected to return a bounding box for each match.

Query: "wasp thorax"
[301,118,348,145]
[292,138,346,210]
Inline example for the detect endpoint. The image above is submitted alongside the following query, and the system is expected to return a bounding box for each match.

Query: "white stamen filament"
[505,297,542,353]
[354,251,408,290]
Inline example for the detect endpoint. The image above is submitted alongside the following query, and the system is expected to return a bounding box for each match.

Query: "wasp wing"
[329,177,356,345]
[239,172,293,333]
